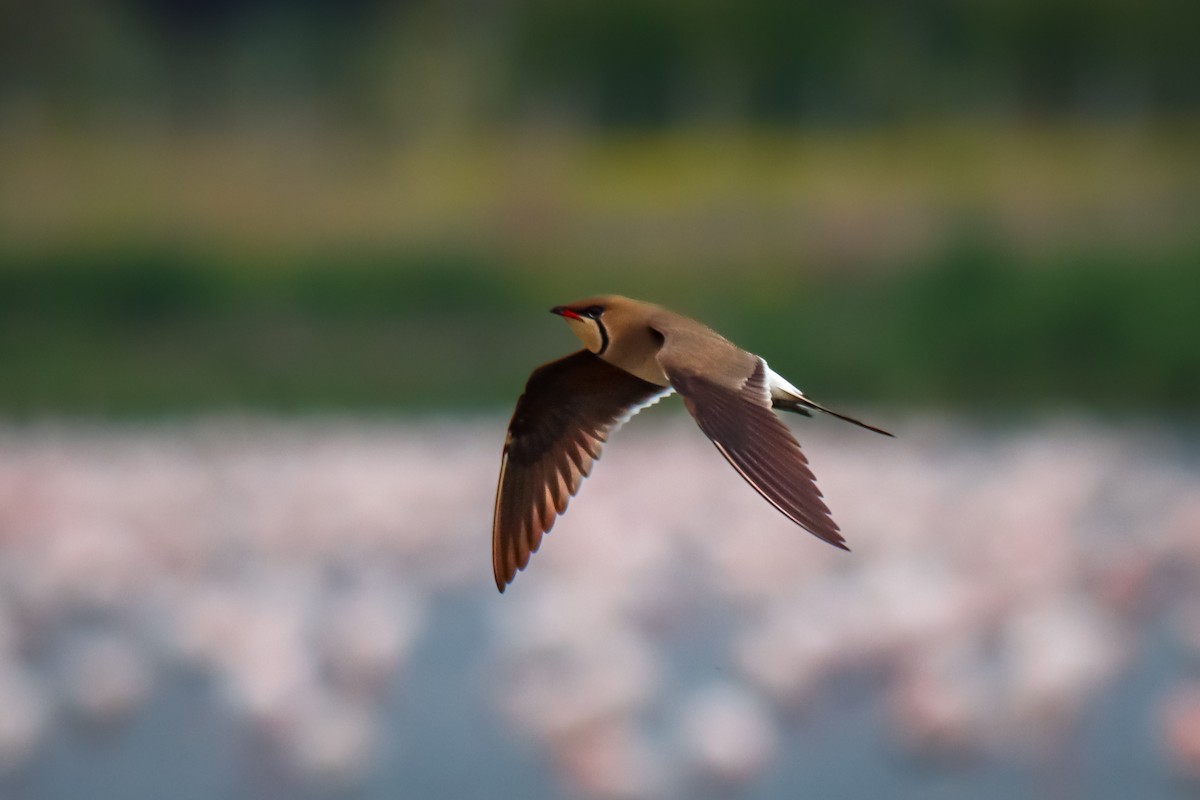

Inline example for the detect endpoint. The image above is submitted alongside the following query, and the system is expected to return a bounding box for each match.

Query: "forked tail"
[773,396,894,437]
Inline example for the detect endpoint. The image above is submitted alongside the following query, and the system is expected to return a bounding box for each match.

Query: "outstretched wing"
[660,351,847,550]
[493,350,670,591]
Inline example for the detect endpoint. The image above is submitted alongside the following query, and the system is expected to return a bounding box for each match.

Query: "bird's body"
[493,295,890,592]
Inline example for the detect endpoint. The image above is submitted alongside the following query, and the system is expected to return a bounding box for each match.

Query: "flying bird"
[492,295,891,592]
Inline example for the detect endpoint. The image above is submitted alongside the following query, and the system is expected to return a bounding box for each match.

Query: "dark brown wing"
[662,356,847,550]
[493,350,669,592]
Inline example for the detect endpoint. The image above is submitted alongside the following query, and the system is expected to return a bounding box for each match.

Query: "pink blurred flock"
[0,416,1197,797]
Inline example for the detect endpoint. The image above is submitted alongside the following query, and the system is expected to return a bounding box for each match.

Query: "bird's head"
[551,297,612,355]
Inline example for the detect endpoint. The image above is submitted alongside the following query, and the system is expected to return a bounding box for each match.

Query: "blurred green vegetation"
[3,0,1196,128]
[1,237,1197,418]
[2,1,1198,419]
[511,0,1198,126]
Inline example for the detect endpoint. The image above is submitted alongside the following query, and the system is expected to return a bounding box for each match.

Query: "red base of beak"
[551,306,582,320]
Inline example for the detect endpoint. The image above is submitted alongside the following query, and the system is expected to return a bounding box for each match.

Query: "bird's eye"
[582,305,603,318]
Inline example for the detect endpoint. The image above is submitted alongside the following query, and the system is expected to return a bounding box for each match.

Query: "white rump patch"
[763,360,805,402]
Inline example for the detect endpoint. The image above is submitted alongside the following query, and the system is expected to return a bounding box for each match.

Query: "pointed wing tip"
[813,523,850,551]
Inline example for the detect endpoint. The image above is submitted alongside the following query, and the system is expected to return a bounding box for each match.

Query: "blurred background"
[1,0,1199,798]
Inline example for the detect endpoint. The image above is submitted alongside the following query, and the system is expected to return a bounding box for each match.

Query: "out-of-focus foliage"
[1,0,1197,417]
[1,239,1197,417]
[2,0,1196,127]
[512,0,1199,126]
